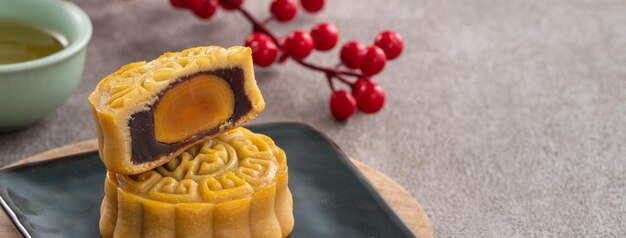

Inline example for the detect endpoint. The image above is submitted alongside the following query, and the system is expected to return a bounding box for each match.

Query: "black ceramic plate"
[0,123,415,238]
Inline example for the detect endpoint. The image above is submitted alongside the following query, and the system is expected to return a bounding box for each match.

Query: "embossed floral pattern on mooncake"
[100,127,294,238]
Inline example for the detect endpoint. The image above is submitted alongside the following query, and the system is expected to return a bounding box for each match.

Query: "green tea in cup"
[0,19,67,65]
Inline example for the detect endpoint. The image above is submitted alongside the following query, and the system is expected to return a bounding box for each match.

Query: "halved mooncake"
[99,127,294,238]
[88,46,265,175]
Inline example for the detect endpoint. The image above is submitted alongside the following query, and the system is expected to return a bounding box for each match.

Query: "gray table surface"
[1,0,625,237]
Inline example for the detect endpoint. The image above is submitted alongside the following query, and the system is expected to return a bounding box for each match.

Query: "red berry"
[270,0,298,22]
[351,77,370,97]
[310,22,338,51]
[301,0,324,13]
[374,31,404,60]
[185,0,205,10]
[245,33,278,67]
[245,32,271,46]
[170,0,188,8]
[193,0,218,19]
[252,42,279,67]
[218,0,243,10]
[284,31,314,59]
[360,45,386,76]
[340,41,364,69]
[355,81,385,113]
[330,90,357,121]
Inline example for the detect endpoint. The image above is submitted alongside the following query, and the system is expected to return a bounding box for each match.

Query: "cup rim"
[0,1,92,74]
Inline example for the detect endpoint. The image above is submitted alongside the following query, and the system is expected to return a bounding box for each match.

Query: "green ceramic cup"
[0,0,92,131]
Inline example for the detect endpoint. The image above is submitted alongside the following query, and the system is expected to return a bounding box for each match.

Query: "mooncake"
[99,127,294,238]
[88,46,265,175]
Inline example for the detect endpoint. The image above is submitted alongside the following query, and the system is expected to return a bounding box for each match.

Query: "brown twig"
[232,3,368,86]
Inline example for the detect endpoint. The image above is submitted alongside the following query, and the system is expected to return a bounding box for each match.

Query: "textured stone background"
[1,0,625,237]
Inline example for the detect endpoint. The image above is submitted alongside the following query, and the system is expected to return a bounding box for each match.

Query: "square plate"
[0,123,415,238]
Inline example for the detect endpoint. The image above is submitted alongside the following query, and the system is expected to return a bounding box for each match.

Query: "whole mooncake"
[99,127,294,238]
[88,46,265,174]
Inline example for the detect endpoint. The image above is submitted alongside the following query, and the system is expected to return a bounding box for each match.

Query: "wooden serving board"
[0,139,433,238]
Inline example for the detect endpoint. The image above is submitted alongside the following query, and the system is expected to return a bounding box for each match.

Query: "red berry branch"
[169,0,404,121]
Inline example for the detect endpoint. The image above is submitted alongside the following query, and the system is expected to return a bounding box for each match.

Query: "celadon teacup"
[0,0,92,131]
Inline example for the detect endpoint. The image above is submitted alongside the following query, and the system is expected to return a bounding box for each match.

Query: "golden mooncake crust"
[89,46,265,175]
[99,127,294,238]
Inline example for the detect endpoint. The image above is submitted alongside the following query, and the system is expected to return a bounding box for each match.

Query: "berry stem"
[326,73,336,91]
[334,75,352,85]
[294,58,363,79]
[235,4,280,43]
[232,3,367,85]
[262,16,275,25]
